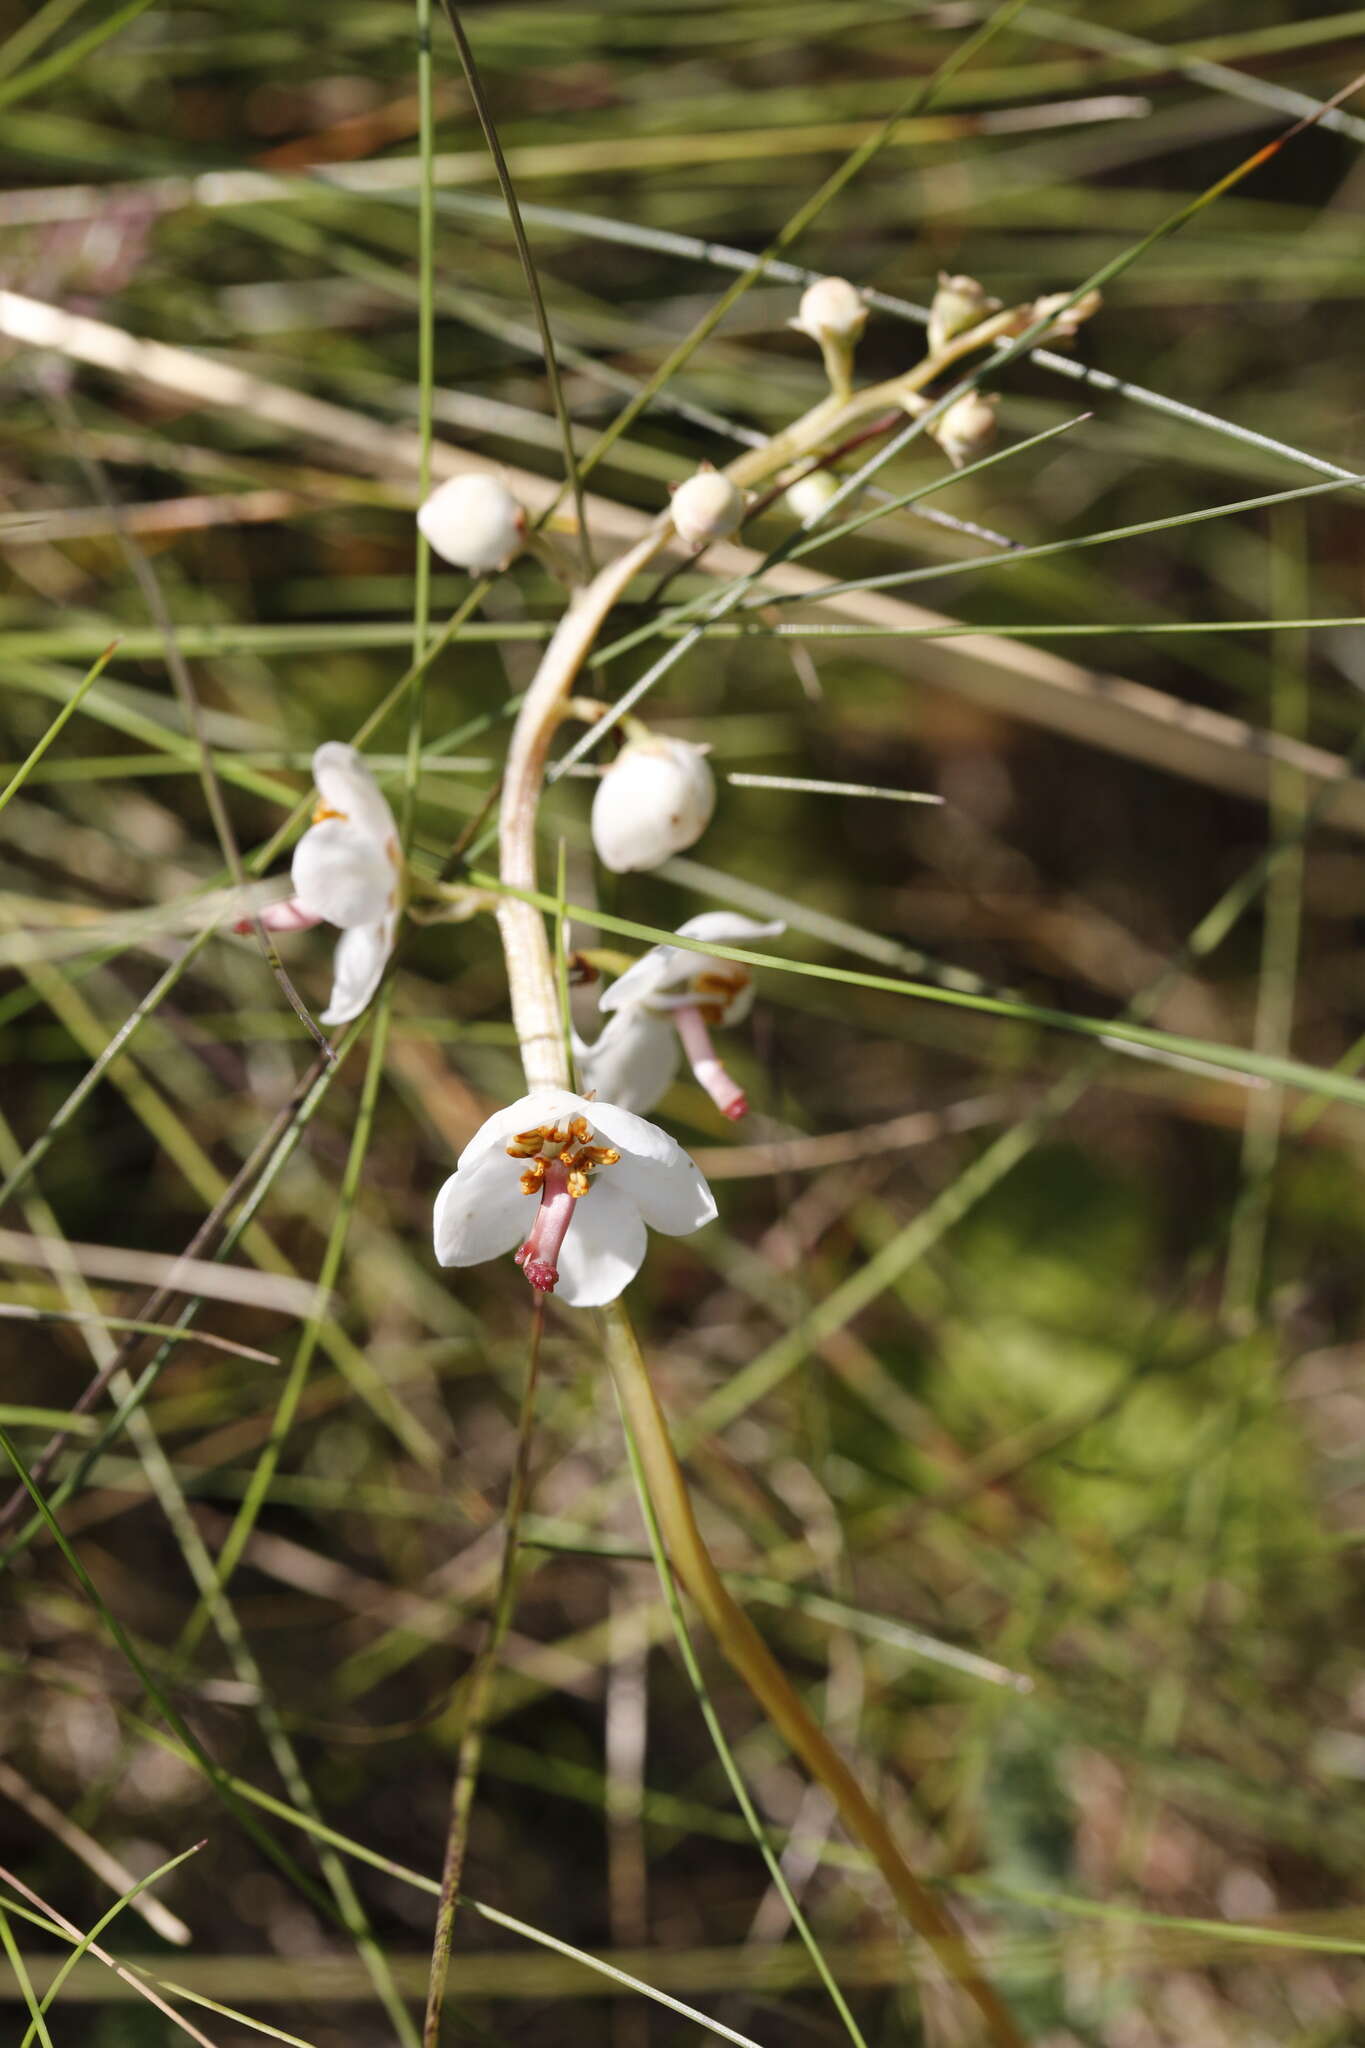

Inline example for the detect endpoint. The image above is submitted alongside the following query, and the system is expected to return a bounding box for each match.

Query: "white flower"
[670,468,746,552]
[573,1006,681,1118]
[418,472,526,575]
[252,743,400,1027]
[433,1089,716,1307]
[587,912,785,1120]
[932,389,998,470]
[591,734,716,873]
[790,276,866,346]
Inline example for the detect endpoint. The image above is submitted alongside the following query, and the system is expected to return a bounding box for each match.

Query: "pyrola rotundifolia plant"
[241,260,1100,2048]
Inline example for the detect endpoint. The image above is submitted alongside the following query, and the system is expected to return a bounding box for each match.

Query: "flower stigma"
[505,1115,621,1293]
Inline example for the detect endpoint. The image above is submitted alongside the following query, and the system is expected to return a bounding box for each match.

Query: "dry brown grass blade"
[0,289,1356,828]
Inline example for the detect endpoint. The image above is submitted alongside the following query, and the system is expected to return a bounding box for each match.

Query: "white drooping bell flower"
[932,389,998,470]
[584,912,785,1121]
[433,1089,716,1306]
[591,733,716,873]
[418,472,526,575]
[783,470,842,523]
[248,743,401,1027]
[791,276,867,347]
[669,467,746,553]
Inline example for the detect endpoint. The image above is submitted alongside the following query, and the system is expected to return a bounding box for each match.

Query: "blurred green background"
[4,1,1365,2042]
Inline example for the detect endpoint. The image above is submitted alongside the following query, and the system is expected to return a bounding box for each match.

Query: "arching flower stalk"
[578,912,785,1119]
[245,742,401,1026]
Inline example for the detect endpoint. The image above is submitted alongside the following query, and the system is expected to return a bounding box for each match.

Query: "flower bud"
[591,734,716,874]
[670,467,746,553]
[792,276,867,345]
[1025,288,1103,343]
[417,472,526,575]
[783,470,842,523]
[927,272,1000,356]
[932,390,998,470]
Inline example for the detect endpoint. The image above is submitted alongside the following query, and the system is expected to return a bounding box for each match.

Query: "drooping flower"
[669,466,746,552]
[433,1089,716,1307]
[249,743,400,1027]
[584,912,785,1121]
[591,733,716,873]
[418,472,526,575]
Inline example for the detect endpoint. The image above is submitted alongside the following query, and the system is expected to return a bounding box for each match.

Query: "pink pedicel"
[233,898,324,936]
[673,1004,748,1120]
[514,1159,579,1294]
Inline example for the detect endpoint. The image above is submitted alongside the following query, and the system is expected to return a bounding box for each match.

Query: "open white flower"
[433,1089,716,1307]
[251,743,400,1027]
[591,733,715,873]
[586,912,785,1120]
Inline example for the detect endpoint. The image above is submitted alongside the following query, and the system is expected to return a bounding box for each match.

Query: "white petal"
[609,1150,716,1238]
[433,1150,529,1267]
[675,912,786,946]
[320,914,394,1026]
[455,1088,595,1169]
[554,1178,647,1307]
[598,943,679,1014]
[293,820,395,929]
[312,743,399,848]
[602,914,785,1016]
[575,1010,679,1116]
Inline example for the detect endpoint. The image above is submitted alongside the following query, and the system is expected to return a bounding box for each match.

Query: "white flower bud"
[670,468,746,553]
[417,472,526,575]
[783,470,841,523]
[1025,288,1103,343]
[932,390,998,470]
[591,735,716,874]
[792,276,867,345]
[927,273,1000,356]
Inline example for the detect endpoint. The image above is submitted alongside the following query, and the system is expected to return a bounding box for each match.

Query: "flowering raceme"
[578,912,784,1120]
[433,1090,716,1307]
[250,743,400,1027]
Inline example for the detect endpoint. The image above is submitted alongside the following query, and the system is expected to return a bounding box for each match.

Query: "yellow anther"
[567,1169,590,1198]
[519,1160,546,1194]
[312,802,348,825]
[568,1116,591,1141]
[505,1137,543,1159]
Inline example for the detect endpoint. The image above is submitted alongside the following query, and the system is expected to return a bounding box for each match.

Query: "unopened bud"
[670,467,746,552]
[792,276,867,346]
[927,273,1000,356]
[591,734,716,874]
[784,470,842,523]
[418,472,526,575]
[1017,288,1103,344]
[932,390,998,469]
